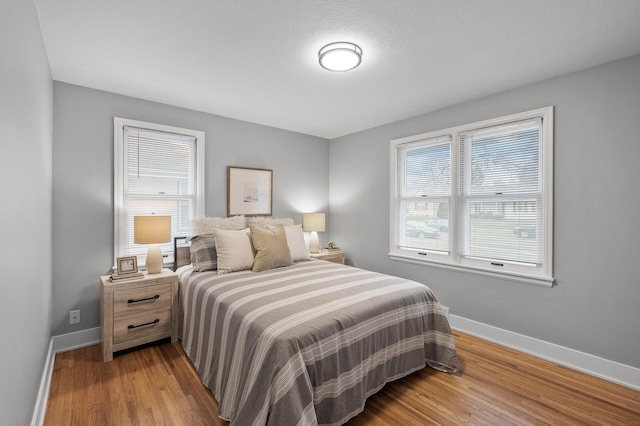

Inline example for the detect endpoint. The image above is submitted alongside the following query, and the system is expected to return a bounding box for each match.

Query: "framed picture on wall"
[227,166,273,217]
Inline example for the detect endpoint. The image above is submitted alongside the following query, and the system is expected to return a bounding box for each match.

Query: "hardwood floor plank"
[43,332,640,425]
[454,332,640,425]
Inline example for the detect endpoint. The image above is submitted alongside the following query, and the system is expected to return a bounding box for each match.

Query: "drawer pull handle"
[128,319,160,329]
[127,294,160,304]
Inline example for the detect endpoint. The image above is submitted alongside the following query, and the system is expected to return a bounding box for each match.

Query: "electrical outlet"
[69,310,80,325]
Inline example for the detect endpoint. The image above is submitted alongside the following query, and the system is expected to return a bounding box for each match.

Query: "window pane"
[401,138,451,197]
[462,200,540,264]
[459,119,543,265]
[461,119,540,196]
[391,107,552,281]
[125,131,195,196]
[399,201,449,253]
[118,123,201,262]
[123,197,194,258]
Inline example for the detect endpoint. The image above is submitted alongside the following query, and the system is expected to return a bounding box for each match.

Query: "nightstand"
[309,249,345,265]
[100,269,178,362]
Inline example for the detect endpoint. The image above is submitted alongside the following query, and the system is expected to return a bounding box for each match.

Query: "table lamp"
[303,213,325,253]
[134,215,171,274]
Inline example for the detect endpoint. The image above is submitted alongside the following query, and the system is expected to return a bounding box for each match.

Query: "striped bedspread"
[178,260,458,426]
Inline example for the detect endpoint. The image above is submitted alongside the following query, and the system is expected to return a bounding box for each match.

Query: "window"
[114,118,205,267]
[390,107,553,286]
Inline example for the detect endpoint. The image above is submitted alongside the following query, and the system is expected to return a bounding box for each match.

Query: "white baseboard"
[449,314,640,391]
[30,339,54,426]
[52,327,101,353]
[31,327,101,426]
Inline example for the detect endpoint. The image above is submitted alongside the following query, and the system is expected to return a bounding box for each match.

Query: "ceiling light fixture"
[318,42,362,72]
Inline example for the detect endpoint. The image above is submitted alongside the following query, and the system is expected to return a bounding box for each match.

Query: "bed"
[173,220,458,425]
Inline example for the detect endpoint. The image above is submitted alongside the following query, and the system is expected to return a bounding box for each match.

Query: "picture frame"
[227,166,273,217]
[116,256,138,275]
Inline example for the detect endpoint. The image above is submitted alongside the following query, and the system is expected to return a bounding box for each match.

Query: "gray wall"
[52,82,329,336]
[0,0,53,424]
[329,54,640,369]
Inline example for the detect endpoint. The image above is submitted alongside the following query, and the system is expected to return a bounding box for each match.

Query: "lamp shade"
[134,216,171,244]
[303,213,325,232]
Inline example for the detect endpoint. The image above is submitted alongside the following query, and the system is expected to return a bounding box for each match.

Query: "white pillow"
[248,216,295,229]
[284,224,310,262]
[213,228,255,274]
[191,215,247,234]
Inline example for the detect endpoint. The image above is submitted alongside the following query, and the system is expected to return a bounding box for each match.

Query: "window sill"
[388,253,554,288]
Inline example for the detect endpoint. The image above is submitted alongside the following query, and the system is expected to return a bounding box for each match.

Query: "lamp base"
[309,231,321,253]
[146,244,163,274]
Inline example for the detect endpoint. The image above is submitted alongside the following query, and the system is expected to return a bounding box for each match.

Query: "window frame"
[389,106,554,287]
[113,117,205,267]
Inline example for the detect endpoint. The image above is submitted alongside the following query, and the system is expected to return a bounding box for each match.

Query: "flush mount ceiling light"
[318,42,363,72]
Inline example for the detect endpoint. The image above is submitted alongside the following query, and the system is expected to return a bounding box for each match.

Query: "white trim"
[113,117,206,265]
[30,339,54,426]
[541,108,554,278]
[449,315,640,391]
[52,327,101,353]
[389,253,554,287]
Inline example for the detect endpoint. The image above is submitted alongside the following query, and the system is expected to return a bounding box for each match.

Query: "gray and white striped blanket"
[178,260,458,425]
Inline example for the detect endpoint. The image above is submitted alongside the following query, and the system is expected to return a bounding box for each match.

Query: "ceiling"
[34,0,640,139]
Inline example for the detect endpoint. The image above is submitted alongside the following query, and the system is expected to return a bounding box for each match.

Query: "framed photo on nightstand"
[116,256,138,275]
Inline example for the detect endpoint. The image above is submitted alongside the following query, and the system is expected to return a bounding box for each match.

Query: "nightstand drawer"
[318,252,344,264]
[113,307,172,344]
[309,249,345,264]
[113,283,172,317]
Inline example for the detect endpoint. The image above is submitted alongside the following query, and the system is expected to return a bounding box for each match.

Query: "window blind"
[396,136,451,254]
[458,119,543,265]
[390,106,553,285]
[120,126,198,262]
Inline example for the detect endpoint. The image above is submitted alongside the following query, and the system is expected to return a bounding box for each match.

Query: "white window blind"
[396,136,451,255]
[458,119,543,265]
[390,107,553,286]
[114,118,205,267]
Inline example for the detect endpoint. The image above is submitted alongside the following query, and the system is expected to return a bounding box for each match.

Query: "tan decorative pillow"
[250,225,293,272]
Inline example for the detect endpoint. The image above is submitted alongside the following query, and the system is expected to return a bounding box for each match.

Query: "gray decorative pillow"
[189,234,217,272]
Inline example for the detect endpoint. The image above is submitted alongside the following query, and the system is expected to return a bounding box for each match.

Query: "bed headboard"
[173,236,191,271]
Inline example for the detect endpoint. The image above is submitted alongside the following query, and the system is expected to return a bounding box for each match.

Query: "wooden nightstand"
[309,249,345,265]
[100,269,178,362]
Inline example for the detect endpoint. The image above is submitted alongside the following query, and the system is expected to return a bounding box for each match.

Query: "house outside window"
[390,107,553,286]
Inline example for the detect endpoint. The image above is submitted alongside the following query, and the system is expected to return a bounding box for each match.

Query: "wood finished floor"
[44,331,640,425]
